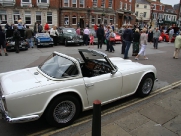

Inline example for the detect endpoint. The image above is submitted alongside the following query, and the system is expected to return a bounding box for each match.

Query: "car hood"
[0,67,53,95]
[109,57,144,71]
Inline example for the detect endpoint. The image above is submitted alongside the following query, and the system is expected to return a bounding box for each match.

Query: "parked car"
[0,49,157,127]
[5,29,29,51]
[57,27,83,46]
[34,33,54,48]
[114,33,121,43]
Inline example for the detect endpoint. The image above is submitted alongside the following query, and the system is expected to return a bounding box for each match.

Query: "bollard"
[92,100,101,136]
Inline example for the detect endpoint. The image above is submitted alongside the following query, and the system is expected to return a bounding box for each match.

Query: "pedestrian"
[96,24,104,49]
[135,28,148,60]
[34,22,38,34]
[44,22,49,33]
[94,24,98,33]
[18,18,22,25]
[108,29,115,53]
[168,27,174,43]
[38,22,43,33]
[173,32,181,59]
[0,26,8,56]
[105,26,110,51]
[148,29,153,44]
[13,26,21,53]
[122,24,133,59]
[132,28,140,56]
[50,26,58,46]
[153,27,160,49]
[76,27,81,35]
[25,25,34,48]
[5,23,10,30]
[88,33,94,48]
[83,27,90,46]
[121,24,126,54]
[17,23,24,29]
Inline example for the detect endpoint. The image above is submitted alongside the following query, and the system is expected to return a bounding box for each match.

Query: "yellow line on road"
[28,80,181,136]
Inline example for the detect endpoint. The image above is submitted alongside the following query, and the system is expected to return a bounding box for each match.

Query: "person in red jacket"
[44,22,49,32]
[94,24,98,32]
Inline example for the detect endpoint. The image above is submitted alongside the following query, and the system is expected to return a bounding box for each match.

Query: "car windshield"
[38,53,79,79]
[36,33,50,38]
[63,28,76,34]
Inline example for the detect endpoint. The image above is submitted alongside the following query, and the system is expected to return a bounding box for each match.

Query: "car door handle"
[85,83,94,88]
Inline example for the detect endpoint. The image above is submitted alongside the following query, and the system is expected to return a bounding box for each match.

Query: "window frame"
[93,0,97,7]
[37,0,49,3]
[79,0,84,8]
[21,0,31,3]
[108,0,112,8]
[98,16,101,24]
[13,11,20,24]
[64,15,69,25]
[101,0,105,8]
[144,5,147,8]
[36,11,42,24]
[120,2,122,9]
[91,15,95,24]
[0,10,7,25]
[143,12,146,18]
[63,0,69,7]
[47,12,52,25]
[72,15,77,25]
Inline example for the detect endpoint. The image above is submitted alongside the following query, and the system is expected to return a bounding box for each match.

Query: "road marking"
[28,80,181,136]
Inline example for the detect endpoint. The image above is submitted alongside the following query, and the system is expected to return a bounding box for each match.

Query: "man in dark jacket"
[13,26,21,53]
[122,24,133,59]
[96,24,105,49]
[0,26,8,56]
[25,25,34,48]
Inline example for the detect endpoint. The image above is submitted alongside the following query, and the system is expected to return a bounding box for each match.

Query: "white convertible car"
[0,49,157,127]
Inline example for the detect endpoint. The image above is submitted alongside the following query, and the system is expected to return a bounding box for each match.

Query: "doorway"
[80,18,84,29]
[118,15,123,28]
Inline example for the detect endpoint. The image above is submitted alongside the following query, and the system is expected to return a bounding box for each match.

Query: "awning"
[129,16,132,20]
[124,15,129,20]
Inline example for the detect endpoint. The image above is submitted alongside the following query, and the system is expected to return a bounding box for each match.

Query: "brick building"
[0,0,59,28]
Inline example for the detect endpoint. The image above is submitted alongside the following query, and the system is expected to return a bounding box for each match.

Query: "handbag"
[109,37,115,41]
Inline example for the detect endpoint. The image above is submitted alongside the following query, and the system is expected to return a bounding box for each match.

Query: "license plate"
[44,43,49,45]
[11,47,14,49]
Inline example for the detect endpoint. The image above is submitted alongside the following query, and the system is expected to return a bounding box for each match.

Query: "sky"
[160,0,180,6]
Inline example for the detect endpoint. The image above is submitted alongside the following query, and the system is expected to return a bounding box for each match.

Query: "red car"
[160,32,175,42]
[114,33,121,43]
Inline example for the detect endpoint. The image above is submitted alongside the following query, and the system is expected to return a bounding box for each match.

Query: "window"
[135,11,138,17]
[160,5,162,10]
[64,0,69,7]
[72,15,76,25]
[120,2,122,9]
[79,0,84,8]
[136,4,139,7]
[72,0,76,7]
[36,12,41,24]
[109,0,112,8]
[47,12,52,24]
[38,0,48,3]
[124,3,127,10]
[128,4,131,11]
[98,16,101,24]
[153,4,156,10]
[93,0,97,7]
[143,12,146,18]
[64,15,69,25]
[91,16,95,24]
[144,5,147,8]
[129,0,131,2]
[101,0,104,8]
[110,17,113,24]
[25,11,31,24]
[0,10,7,24]
[13,11,20,24]
[22,0,31,2]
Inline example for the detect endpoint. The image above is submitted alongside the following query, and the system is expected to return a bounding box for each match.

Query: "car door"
[83,72,122,106]
[57,29,64,43]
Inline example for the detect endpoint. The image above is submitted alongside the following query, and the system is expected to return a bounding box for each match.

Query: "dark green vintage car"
[57,27,83,46]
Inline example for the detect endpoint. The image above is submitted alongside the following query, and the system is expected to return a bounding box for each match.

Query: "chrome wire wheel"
[53,101,76,123]
[142,78,153,94]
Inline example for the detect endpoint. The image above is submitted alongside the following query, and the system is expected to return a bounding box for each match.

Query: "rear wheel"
[136,74,154,97]
[45,95,81,127]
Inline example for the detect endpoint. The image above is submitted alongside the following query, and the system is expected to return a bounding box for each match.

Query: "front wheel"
[45,95,81,127]
[136,74,154,97]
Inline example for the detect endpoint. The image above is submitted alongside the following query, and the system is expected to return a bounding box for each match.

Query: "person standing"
[94,24,98,33]
[173,32,181,59]
[135,28,148,60]
[34,22,38,34]
[76,27,81,35]
[108,29,115,53]
[96,24,104,49]
[13,26,21,53]
[168,27,174,43]
[153,27,160,49]
[44,22,49,32]
[38,23,43,33]
[148,29,153,44]
[132,28,140,56]
[25,25,34,48]
[50,26,58,46]
[0,26,8,56]
[105,26,110,51]
[83,27,90,46]
[88,33,94,48]
[121,25,126,54]
[122,24,133,59]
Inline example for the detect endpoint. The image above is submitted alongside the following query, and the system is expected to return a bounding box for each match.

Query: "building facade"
[0,0,59,28]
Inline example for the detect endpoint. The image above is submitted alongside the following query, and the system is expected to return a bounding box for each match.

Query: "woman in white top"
[135,28,148,60]
[50,26,58,46]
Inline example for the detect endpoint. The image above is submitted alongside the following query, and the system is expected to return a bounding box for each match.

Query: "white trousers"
[138,44,146,56]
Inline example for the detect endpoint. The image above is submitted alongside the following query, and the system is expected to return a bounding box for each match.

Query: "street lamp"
[150,5,154,27]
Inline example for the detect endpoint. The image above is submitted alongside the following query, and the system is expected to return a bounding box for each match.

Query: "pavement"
[0,41,181,136]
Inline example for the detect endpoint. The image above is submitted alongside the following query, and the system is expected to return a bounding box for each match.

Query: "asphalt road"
[0,42,181,136]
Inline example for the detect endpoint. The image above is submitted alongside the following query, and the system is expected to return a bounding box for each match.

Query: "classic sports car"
[5,29,29,51]
[34,33,54,47]
[0,49,157,127]
[57,27,83,46]
[115,33,121,43]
